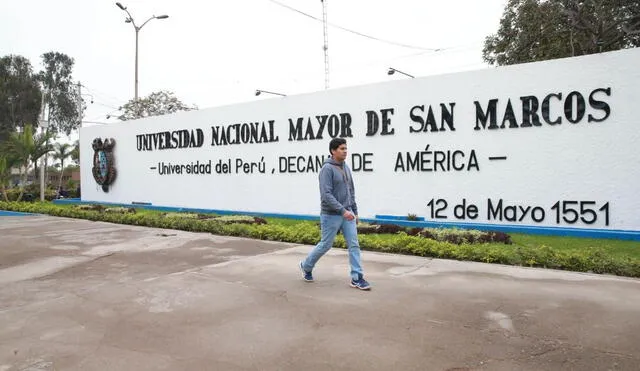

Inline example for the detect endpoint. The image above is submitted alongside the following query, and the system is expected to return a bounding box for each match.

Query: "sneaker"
[350,275,371,290]
[299,261,313,282]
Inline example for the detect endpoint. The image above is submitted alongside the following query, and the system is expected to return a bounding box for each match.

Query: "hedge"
[1,201,638,278]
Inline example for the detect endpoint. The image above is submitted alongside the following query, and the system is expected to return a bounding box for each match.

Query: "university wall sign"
[79,49,640,239]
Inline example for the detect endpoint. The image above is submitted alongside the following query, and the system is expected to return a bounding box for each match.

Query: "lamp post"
[387,67,414,78]
[255,89,286,97]
[115,2,169,100]
[39,94,49,202]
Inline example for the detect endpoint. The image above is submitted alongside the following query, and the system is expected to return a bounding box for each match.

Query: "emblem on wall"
[92,138,117,192]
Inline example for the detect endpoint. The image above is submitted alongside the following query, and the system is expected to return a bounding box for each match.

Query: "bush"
[416,228,512,245]
[212,215,267,225]
[356,222,379,234]
[406,227,423,236]
[359,223,512,245]
[161,213,266,225]
[356,222,406,235]
[74,204,105,212]
[4,186,57,202]
[164,212,200,219]
[1,201,638,278]
[104,207,136,214]
[375,223,407,234]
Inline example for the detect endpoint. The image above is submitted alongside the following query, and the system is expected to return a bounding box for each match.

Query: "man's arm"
[348,167,358,217]
[319,166,345,214]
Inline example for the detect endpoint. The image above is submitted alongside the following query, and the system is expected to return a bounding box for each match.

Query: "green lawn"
[510,234,640,260]
[362,230,639,259]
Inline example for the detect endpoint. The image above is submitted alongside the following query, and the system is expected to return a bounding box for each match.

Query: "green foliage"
[416,228,512,245]
[39,52,84,136]
[53,142,73,191]
[164,212,200,219]
[104,207,136,214]
[65,178,77,191]
[0,55,42,139]
[357,223,512,245]
[510,233,640,260]
[4,124,37,201]
[70,139,79,165]
[4,187,56,201]
[0,155,13,201]
[53,142,72,165]
[213,215,267,224]
[1,51,85,138]
[74,204,105,212]
[31,129,55,177]
[1,201,638,278]
[483,0,640,66]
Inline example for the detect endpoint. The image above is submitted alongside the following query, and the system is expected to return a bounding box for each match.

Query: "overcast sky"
[0,0,507,140]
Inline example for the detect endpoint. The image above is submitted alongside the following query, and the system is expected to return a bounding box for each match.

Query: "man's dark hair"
[329,138,347,154]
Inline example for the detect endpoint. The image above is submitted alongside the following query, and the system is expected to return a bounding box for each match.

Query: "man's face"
[332,144,348,161]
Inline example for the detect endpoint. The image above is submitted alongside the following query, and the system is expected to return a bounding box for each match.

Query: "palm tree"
[0,154,17,201]
[70,139,79,165]
[5,124,36,201]
[0,139,18,201]
[31,129,55,190]
[53,142,73,195]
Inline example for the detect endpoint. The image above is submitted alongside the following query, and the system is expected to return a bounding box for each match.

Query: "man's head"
[329,138,347,162]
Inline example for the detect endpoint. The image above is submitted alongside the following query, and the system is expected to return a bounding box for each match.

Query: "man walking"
[299,138,371,290]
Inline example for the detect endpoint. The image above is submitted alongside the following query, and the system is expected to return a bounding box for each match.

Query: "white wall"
[80,48,640,232]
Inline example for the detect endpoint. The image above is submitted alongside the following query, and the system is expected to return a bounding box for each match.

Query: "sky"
[0,0,508,142]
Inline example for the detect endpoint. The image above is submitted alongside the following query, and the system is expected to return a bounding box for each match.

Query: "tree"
[0,55,42,141]
[483,0,640,66]
[0,156,11,201]
[70,139,80,165]
[39,52,85,135]
[0,147,19,201]
[53,142,73,193]
[31,129,55,189]
[39,52,84,185]
[4,124,37,201]
[118,90,197,121]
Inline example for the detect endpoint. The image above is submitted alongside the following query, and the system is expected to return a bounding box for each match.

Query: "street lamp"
[115,2,169,100]
[387,67,414,78]
[39,112,49,202]
[255,89,286,97]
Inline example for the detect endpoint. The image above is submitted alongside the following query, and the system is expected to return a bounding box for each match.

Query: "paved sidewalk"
[1,215,639,370]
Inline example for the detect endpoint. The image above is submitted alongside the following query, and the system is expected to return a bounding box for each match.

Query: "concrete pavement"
[1,215,639,371]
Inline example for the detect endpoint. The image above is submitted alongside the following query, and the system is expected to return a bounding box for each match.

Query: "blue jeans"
[301,213,363,281]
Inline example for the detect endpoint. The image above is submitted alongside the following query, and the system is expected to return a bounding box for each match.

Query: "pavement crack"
[392,261,431,276]
[590,348,638,359]
[529,347,560,357]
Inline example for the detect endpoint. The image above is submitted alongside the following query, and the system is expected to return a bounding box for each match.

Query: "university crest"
[92,138,117,192]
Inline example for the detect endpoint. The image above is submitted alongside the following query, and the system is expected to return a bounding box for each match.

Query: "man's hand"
[343,210,355,221]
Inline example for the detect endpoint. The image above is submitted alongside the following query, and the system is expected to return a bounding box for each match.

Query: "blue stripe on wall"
[0,210,34,216]
[52,199,640,241]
